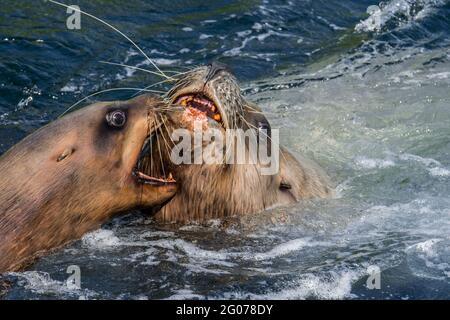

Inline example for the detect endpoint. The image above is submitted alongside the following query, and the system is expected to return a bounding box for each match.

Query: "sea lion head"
[0,94,177,272]
[146,63,332,224]
[44,94,177,210]
[142,64,286,223]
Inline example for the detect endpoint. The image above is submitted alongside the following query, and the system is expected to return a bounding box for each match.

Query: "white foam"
[248,238,328,261]
[16,96,33,109]
[355,156,395,169]
[129,236,327,274]
[406,238,450,280]
[335,178,353,198]
[408,239,441,257]
[151,58,179,66]
[139,230,175,239]
[252,22,263,31]
[8,271,97,299]
[399,153,441,166]
[199,34,213,40]
[181,263,231,275]
[151,239,230,261]
[355,0,445,33]
[266,272,359,299]
[426,71,450,80]
[224,30,294,57]
[429,167,450,177]
[355,197,450,242]
[138,248,160,266]
[166,289,204,300]
[223,270,360,300]
[399,153,450,177]
[81,229,122,249]
[60,83,81,93]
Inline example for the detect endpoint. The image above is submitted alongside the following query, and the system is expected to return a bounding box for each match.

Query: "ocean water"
[1,0,449,299]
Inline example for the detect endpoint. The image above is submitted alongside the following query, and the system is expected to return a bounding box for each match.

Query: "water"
[1,0,449,299]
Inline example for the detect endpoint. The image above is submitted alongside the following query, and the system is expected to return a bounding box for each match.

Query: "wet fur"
[156,150,332,223]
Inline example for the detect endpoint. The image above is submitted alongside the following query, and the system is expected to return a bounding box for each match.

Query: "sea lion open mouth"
[174,93,223,125]
[167,63,244,130]
[133,133,176,186]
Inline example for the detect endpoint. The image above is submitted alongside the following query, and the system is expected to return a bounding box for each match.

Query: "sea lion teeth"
[175,93,221,125]
[134,171,176,185]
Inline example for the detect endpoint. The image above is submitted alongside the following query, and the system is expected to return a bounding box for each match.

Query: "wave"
[355,0,447,33]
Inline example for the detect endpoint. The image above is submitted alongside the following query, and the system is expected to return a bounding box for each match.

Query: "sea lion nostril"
[206,61,229,82]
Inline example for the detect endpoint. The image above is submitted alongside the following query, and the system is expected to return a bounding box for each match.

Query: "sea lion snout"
[205,61,231,82]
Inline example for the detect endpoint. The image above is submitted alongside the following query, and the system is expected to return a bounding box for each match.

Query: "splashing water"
[1,0,450,299]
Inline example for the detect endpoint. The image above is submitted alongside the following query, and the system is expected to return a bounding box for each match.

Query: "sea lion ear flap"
[280,180,292,190]
[278,151,292,190]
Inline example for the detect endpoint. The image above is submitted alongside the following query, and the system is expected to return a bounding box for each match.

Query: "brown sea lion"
[0,94,176,273]
[144,63,333,223]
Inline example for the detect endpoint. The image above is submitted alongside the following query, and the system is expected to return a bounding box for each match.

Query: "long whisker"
[149,111,155,180]
[155,117,167,179]
[48,0,168,79]
[131,70,197,99]
[160,113,176,149]
[156,114,173,158]
[245,104,278,116]
[131,78,178,98]
[173,65,199,71]
[99,61,176,80]
[58,87,165,118]
[161,70,190,75]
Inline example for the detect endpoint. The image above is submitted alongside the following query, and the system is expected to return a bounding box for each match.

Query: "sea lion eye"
[106,110,126,128]
[257,121,271,144]
[258,121,270,131]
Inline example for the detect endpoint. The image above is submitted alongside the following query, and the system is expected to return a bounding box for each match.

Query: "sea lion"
[145,63,333,223]
[0,94,176,273]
